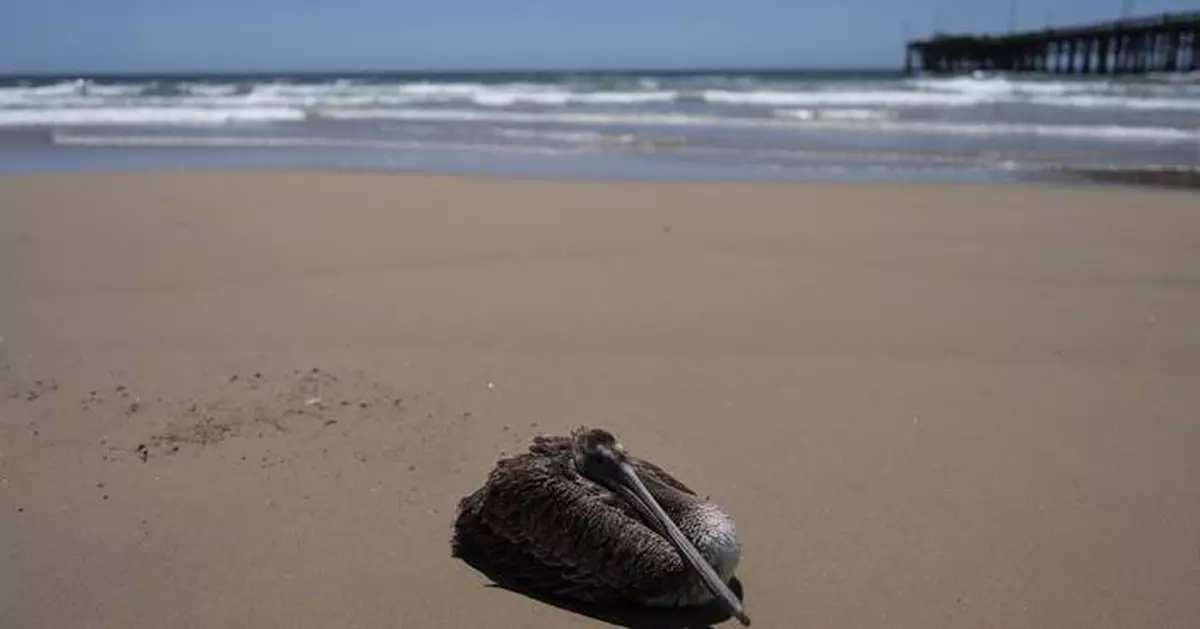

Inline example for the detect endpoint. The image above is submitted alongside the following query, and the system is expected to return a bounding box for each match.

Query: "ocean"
[1,70,1198,184]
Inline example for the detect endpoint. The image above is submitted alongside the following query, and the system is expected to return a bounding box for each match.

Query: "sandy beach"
[2,172,1198,629]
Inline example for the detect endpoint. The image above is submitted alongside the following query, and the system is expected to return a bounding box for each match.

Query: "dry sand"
[1,172,1198,629]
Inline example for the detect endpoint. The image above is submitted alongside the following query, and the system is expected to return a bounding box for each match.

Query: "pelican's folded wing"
[469,454,690,601]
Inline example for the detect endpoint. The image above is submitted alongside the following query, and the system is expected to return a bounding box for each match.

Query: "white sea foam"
[491,128,610,143]
[889,121,1198,141]
[1029,94,1200,111]
[2,94,1192,143]
[703,89,988,107]
[911,75,1200,108]
[17,81,88,96]
[786,117,1200,141]
[315,107,736,127]
[4,76,1197,114]
[572,91,679,104]
[395,82,490,98]
[396,83,677,107]
[775,108,892,121]
[1,81,680,109]
[705,77,1200,110]
[0,80,144,103]
[49,132,576,156]
[489,127,672,146]
[315,106,1198,142]
[0,107,305,126]
[910,76,1093,96]
[80,84,147,97]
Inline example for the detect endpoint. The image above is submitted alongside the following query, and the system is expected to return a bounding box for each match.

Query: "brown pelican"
[451,427,750,626]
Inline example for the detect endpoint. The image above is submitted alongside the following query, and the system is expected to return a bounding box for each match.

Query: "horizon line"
[0,65,907,80]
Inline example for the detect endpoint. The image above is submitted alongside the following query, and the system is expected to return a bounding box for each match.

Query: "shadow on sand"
[456,550,747,629]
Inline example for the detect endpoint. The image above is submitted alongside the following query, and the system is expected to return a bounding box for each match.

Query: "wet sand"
[1050,165,1200,191]
[2,172,1199,629]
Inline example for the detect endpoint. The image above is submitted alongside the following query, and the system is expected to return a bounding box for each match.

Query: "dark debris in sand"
[4,378,61,403]
[6,365,483,472]
[132,367,417,462]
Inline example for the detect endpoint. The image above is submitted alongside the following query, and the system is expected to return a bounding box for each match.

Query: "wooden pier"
[906,11,1200,74]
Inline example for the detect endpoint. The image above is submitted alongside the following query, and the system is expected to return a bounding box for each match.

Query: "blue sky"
[2,0,1198,73]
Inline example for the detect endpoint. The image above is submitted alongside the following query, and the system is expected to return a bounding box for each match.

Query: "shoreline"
[1047,164,1200,190]
[3,161,1199,193]
[2,145,1200,194]
[0,164,1187,191]
[3,126,1199,192]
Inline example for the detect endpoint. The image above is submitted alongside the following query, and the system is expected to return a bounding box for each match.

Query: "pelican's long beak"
[614,461,751,626]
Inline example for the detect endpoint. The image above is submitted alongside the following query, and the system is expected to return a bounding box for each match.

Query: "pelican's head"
[568,427,750,626]
[571,427,629,478]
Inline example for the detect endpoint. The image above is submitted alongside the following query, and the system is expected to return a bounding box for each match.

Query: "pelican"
[451,427,750,626]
